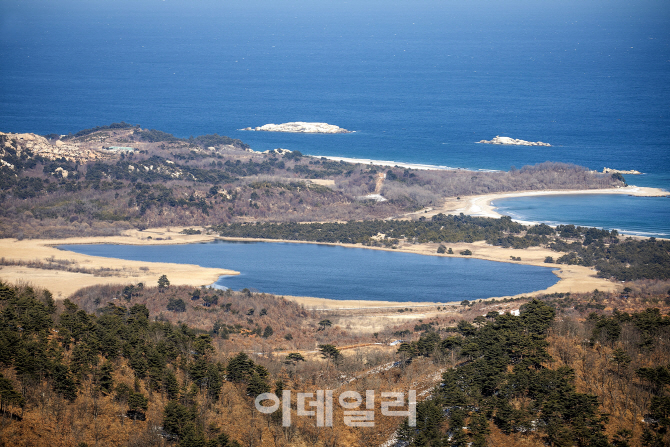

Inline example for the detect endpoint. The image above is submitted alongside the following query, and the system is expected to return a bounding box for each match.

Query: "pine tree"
[206,363,223,399]
[164,370,180,401]
[246,371,270,398]
[0,283,16,301]
[163,400,194,438]
[226,353,255,383]
[469,412,490,447]
[158,275,170,291]
[99,361,114,395]
[179,423,206,447]
[0,373,25,412]
[51,363,77,401]
[318,344,341,364]
[127,391,148,420]
[190,357,208,387]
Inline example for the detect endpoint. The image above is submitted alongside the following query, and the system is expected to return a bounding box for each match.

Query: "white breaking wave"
[313,155,499,172]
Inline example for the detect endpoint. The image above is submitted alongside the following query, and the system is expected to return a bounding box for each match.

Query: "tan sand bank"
[0,227,237,298]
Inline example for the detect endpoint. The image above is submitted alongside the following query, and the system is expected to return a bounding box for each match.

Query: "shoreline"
[0,228,236,299]
[428,186,669,231]
[316,155,494,172]
[1,226,619,307]
[1,186,665,306]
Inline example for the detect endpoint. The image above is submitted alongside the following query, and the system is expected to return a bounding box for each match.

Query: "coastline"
[317,155,468,171]
[427,186,668,227]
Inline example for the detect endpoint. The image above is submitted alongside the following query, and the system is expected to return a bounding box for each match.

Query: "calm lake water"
[60,241,559,303]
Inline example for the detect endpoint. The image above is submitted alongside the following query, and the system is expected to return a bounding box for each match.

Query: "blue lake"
[493,194,670,237]
[60,241,559,303]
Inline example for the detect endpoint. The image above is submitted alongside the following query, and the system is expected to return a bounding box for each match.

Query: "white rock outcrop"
[54,167,69,178]
[0,132,111,163]
[242,122,352,134]
[262,148,292,155]
[1,159,14,170]
[477,136,551,147]
[602,167,641,175]
[357,194,387,202]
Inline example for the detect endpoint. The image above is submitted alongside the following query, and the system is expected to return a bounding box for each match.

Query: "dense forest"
[396,298,670,446]
[0,280,668,446]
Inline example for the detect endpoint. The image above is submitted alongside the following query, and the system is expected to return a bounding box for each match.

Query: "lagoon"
[60,240,559,303]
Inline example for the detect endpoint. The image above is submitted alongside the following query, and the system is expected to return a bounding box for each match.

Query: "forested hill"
[1,124,624,239]
[396,298,670,446]
[1,280,668,446]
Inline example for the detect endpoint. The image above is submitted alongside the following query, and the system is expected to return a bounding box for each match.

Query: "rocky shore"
[242,122,352,134]
[477,136,551,146]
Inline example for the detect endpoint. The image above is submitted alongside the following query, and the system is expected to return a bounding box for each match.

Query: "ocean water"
[59,241,560,303]
[493,194,670,237]
[1,0,669,231]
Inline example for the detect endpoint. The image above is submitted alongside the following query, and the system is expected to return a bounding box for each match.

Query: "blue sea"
[493,194,670,237]
[2,0,669,234]
[60,241,559,303]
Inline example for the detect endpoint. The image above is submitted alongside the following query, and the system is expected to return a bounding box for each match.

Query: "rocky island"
[477,136,551,146]
[242,122,352,134]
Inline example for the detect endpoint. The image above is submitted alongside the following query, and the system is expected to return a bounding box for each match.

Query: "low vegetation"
[2,124,668,446]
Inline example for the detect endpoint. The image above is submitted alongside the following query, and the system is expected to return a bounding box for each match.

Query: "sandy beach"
[318,155,459,171]
[424,185,668,224]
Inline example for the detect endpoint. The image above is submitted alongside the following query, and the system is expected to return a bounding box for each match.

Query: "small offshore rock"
[242,122,352,134]
[477,136,551,146]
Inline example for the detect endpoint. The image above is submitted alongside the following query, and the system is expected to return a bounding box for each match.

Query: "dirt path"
[374,172,386,194]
